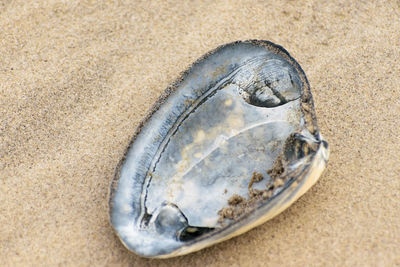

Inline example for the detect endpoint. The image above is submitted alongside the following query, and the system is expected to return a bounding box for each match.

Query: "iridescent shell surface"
[109,40,329,258]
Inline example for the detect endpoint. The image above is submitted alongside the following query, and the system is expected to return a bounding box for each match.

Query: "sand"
[1,0,399,266]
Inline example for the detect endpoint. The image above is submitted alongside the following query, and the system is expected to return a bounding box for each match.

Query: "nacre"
[109,40,329,258]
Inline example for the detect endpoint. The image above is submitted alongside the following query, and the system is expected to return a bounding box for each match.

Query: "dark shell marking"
[109,40,329,258]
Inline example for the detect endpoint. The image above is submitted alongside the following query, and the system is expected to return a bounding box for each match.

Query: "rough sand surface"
[1,1,399,266]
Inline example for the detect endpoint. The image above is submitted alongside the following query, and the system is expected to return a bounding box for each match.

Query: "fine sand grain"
[1,1,399,266]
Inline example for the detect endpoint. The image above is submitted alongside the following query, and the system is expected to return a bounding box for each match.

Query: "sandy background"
[1,0,399,266]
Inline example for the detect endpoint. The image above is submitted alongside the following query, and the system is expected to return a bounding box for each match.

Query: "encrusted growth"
[218,158,290,223]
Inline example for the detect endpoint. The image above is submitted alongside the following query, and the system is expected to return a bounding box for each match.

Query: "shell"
[109,40,329,258]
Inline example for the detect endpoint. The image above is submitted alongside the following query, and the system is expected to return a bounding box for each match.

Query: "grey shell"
[109,40,329,258]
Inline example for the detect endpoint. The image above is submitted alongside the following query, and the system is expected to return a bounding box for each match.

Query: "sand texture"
[1,0,399,266]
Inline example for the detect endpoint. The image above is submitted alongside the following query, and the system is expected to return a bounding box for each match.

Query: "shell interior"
[109,40,329,258]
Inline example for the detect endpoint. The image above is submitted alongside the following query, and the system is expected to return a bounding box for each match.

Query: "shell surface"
[109,40,329,258]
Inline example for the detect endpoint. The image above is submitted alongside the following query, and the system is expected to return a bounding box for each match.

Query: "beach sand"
[1,1,399,266]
